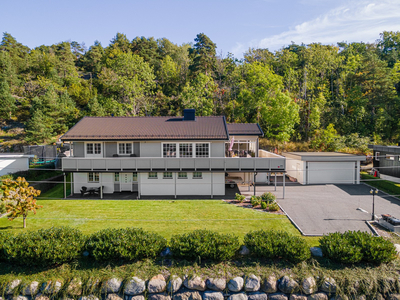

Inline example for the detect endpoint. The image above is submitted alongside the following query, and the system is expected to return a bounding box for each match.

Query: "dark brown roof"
[227,123,263,136]
[61,116,229,141]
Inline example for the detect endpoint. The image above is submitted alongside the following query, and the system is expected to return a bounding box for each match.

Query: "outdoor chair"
[80,186,88,197]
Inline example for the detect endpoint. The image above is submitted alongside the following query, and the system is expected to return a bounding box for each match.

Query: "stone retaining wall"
[1,274,399,300]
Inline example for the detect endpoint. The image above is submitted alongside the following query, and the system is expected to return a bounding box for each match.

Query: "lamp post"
[370,188,378,221]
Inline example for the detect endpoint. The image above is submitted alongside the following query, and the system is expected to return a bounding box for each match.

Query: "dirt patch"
[223,199,285,215]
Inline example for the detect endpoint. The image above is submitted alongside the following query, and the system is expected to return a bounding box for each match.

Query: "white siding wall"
[286,159,306,185]
[73,173,115,194]
[0,157,30,176]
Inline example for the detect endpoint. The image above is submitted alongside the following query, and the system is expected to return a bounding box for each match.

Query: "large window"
[162,143,210,157]
[118,143,132,155]
[225,140,256,157]
[88,172,100,182]
[86,143,102,155]
[179,143,193,158]
[195,143,209,157]
[163,143,177,157]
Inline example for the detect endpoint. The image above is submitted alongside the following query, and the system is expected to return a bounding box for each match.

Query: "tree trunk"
[23,216,26,228]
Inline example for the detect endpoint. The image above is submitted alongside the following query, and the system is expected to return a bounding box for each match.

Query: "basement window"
[386,154,395,161]
[148,172,158,179]
[178,172,187,179]
[88,172,100,183]
[193,172,202,179]
[375,151,380,161]
[163,172,173,179]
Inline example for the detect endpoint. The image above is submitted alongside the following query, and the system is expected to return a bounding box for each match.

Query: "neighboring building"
[283,152,366,185]
[60,109,285,198]
[0,154,33,176]
[368,145,400,178]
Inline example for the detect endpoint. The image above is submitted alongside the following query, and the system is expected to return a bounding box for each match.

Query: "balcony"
[61,155,285,173]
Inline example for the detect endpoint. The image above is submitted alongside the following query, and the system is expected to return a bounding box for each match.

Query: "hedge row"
[0,227,396,266]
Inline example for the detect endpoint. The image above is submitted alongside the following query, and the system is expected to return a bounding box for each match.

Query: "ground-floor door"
[121,173,133,191]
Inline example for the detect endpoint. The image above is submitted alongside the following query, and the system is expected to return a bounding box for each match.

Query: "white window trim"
[161,142,211,158]
[148,172,158,179]
[85,141,103,157]
[117,142,133,155]
[178,172,188,179]
[88,172,100,183]
[193,172,203,179]
[163,172,173,179]
[375,151,380,161]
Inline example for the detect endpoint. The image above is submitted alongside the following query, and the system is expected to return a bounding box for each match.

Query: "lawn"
[361,172,400,195]
[0,199,319,245]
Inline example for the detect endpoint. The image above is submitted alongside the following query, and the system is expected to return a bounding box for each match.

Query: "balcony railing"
[61,156,285,172]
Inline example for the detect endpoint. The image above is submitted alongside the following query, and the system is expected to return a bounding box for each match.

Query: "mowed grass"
[0,200,320,245]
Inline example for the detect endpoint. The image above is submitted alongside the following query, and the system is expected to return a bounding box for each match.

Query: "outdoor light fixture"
[370,188,379,221]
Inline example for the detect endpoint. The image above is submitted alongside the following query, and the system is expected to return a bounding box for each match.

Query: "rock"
[79,296,99,300]
[227,293,248,300]
[374,294,385,300]
[161,247,172,257]
[101,278,122,294]
[228,277,244,292]
[355,296,366,300]
[310,247,323,258]
[6,279,22,294]
[308,293,328,300]
[149,275,167,293]
[329,296,348,300]
[34,294,50,300]
[22,281,39,296]
[167,275,183,293]
[129,296,146,300]
[42,281,63,294]
[394,244,400,256]
[67,278,82,296]
[269,293,288,300]
[302,277,317,295]
[278,276,299,294]
[206,278,226,291]
[320,278,337,294]
[173,291,202,300]
[184,276,206,291]
[239,245,250,255]
[124,277,146,295]
[245,274,260,292]
[148,294,171,300]
[290,295,307,300]
[12,296,29,300]
[261,275,277,293]
[389,295,400,300]
[106,294,123,300]
[203,291,224,300]
[247,292,268,300]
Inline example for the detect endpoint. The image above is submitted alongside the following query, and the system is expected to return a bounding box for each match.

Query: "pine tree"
[0,80,16,120]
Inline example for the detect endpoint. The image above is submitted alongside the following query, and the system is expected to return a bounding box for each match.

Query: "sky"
[1,0,400,58]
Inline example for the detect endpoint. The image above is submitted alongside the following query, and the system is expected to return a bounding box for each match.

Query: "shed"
[283,152,366,185]
[0,154,33,176]
[368,145,400,178]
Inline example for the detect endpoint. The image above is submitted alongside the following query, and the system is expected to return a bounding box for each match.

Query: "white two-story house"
[60,109,285,198]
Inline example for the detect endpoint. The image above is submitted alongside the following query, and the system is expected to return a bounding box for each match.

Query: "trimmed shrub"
[261,202,268,209]
[268,202,280,212]
[320,231,397,264]
[235,193,246,202]
[261,192,276,202]
[170,230,240,261]
[85,227,167,261]
[250,196,261,207]
[2,226,85,266]
[244,229,311,263]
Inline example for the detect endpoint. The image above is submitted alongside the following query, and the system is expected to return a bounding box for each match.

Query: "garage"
[283,152,366,185]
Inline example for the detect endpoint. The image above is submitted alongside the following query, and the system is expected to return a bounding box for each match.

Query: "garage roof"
[283,152,366,162]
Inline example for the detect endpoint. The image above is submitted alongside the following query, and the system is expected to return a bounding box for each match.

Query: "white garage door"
[307,162,355,184]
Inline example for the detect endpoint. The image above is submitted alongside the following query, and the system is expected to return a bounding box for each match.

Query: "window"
[86,143,101,155]
[114,173,119,182]
[88,172,99,182]
[195,143,209,157]
[148,172,158,179]
[132,172,138,181]
[193,172,202,179]
[118,143,132,155]
[178,172,187,179]
[163,143,177,157]
[386,154,395,161]
[375,151,380,161]
[179,143,193,158]
[163,172,173,179]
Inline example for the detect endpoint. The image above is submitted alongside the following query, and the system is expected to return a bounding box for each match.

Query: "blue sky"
[1,0,400,58]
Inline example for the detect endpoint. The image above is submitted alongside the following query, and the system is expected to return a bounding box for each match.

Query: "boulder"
[245,275,260,292]
[247,291,268,300]
[261,275,277,293]
[106,294,123,300]
[206,278,226,292]
[102,278,122,294]
[239,246,250,255]
[308,293,328,300]
[302,277,317,295]
[227,293,248,300]
[329,296,348,300]
[6,279,22,295]
[184,276,206,291]
[12,296,29,300]
[290,295,307,300]
[355,296,366,300]
[269,293,288,300]
[79,296,99,300]
[374,293,385,300]
[310,247,323,258]
[168,275,183,293]
[124,277,146,295]
[320,278,337,294]
[67,278,82,296]
[394,244,400,256]
[42,280,63,294]
[389,295,400,300]
[22,281,39,296]
[278,276,299,294]
[34,294,50,300]
[203,291,224,300]
[149,275,167,293]
[129,296,146,300]
[173,291,202,300]
[228,277,244,292]
[148,294,172,300]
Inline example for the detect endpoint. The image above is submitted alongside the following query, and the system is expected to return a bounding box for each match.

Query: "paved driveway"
[240,183,400,235]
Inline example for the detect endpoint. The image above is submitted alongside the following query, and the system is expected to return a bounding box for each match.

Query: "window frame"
[193,172,203,179]
[179,143,193,158]
[162,143,177,158]
[375,151,380,161]
[114,172,120,182]
[118,142,133,155]
[178,172,188,179]
[163,172,173,179]
[85,142,102,157]
[148,172,158,179]
[88,172,100,183]
[386,154,395,161]
[195,143,210,158]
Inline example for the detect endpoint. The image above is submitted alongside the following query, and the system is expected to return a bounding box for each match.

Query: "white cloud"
[239,0,400,54]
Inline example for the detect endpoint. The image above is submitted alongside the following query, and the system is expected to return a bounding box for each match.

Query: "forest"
[0,31,399,153]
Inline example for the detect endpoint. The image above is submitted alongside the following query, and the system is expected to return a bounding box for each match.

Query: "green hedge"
[170,230,240,261]
[85,227,167,261]
[320,231,397,264]
[0,231,10,261]
[244,229,311,263]
[2,227,85,266]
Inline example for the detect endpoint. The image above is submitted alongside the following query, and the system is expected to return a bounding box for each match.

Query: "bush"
[0,231,10,261]
[85,227,167,261]
[320,231,397,264]
[235,193,246,202]
[170,230,240,261]
[261,202,267,209]
[2,227,85,266]
[250,196,261,207]
[261,192,276,202]
[244,229,311,263]
[268,202,280,212]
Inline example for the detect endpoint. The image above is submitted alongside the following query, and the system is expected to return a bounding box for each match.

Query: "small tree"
[0,177,42,228]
